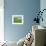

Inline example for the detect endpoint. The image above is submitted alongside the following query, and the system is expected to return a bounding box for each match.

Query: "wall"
[40,0,46,27]
[4,0,40,42]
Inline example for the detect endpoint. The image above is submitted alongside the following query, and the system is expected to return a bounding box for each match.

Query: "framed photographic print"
[12,15,24,24]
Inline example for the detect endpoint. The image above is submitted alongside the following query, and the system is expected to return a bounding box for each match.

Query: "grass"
[14,17,22,23]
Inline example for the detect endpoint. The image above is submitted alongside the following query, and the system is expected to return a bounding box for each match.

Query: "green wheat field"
[14,17,22,23]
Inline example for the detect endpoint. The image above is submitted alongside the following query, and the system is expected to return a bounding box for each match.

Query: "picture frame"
[12,15,24,24]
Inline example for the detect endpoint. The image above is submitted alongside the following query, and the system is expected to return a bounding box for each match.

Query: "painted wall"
[40,0,46,27]
[4,0,40,42]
